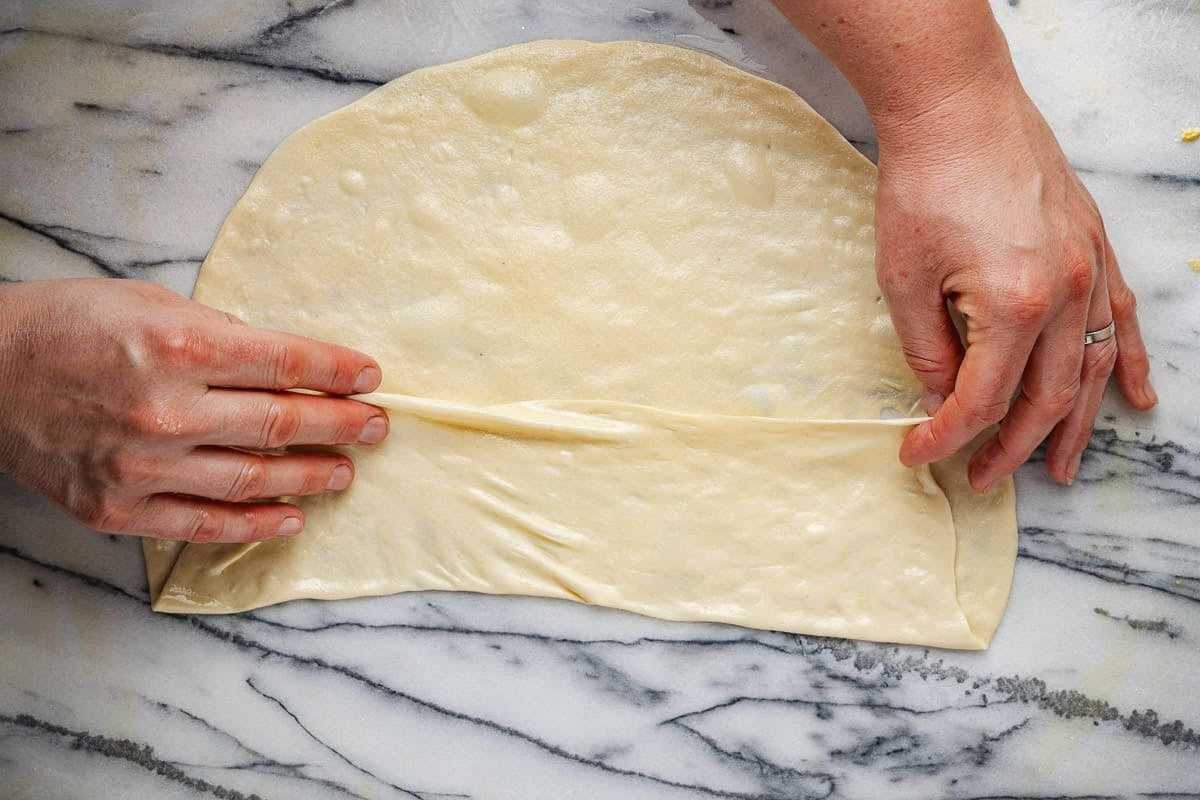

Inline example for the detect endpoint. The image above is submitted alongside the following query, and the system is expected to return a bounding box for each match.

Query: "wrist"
[777,0,1026,157]
[871,69,1031,167]
[868,32,1024,132]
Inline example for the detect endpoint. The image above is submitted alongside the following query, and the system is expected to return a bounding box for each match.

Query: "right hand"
[0,278,389,543]
[871,80,1155,491]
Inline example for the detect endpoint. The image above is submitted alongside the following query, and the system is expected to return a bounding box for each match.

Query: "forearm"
[774,1,1023,142]
[0,283,31,478]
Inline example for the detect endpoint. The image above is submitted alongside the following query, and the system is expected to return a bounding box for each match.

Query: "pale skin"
[0,279,388,544]
[775,0,1155,490]
[0,1,1155,543]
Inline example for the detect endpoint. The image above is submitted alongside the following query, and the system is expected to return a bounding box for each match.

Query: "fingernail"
[326,464,352,491]
[278,517,303,536]
[921,389,944,415]
[1144,383,1158,408]
[359,415,388,444]
[1066,451,1083,485]
[353,366,381,394]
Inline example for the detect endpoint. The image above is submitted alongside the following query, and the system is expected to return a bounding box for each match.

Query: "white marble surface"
[2,1,1198,797]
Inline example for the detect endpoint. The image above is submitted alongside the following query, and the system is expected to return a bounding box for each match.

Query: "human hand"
[0,278,388,542]
[872,81,1156,490]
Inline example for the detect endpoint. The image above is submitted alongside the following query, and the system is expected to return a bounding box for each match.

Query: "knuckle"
[1110,285,1138,318]
[323,352,354,395]
[295,467,325,496]
[1070,425,1098,455]
[964,398,1010,430]
[148,325,211,369]
[73,491,127,532]
[243,510,280,542]
[316,347,352,393]
[266,342,302,389]
[242,509,273,542]
[901,343,956,381]
[985,432,1020,467]
[184,507,224,543]
[1001,285,1053,327]
[226,457,269,501]
[121,397,187,439]
[1034,382,1080,420]
[117,400,152,435]
[99,450,154,490]
[1083,339,1118,380]
[1063,255,1096,298]
[333,406,367,444]
[259,401,302,449]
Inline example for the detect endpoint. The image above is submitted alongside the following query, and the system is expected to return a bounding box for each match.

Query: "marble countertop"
[2,1,1198,797]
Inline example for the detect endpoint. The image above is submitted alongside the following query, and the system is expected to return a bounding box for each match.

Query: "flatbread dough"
[145,40,1016,649]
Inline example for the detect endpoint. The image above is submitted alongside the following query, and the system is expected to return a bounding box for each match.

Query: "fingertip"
[244,504,305,542]
[1041,447,1080,487]
[352,363,382,394]
[1066,450,1083,485]
[965,444,1000,493]
[358,414,389,444]
[1043,452,1071,486]
[899,424,934,467]
[966,439,994,476]
[325,462,353,492]
[277,514,304,537]
[1136,381,1158,410]
[1040,434,1068,485]
[968,470,994,494]
[1045,461,1071,486]
[1115,371,1156,411]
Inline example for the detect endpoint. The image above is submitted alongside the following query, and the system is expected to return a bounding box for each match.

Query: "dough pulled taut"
[145,40,1017,649]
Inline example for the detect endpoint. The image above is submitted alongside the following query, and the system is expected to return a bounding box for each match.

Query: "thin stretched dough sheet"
[144,40,1016,648]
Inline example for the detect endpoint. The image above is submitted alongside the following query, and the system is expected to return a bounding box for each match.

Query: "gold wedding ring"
[1083,320,1116,345]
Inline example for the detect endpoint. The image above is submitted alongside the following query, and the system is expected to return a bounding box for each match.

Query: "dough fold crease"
[146,393,1014,650]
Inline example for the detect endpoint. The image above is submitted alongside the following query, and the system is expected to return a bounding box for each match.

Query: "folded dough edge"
[146,397,1014,650]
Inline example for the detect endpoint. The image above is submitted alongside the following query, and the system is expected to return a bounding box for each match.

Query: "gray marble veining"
[2,1,1198,797]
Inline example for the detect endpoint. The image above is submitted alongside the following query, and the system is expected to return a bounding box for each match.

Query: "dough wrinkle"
[354,391,933,436]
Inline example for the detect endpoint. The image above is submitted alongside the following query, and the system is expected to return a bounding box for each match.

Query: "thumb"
[877,262,964,415]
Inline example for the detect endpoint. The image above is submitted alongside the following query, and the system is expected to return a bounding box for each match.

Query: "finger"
[969,270,1100,488]
[967,297,1089,490]
[193,390,389,449]
[1103,239,1156,409]
[1043,273,1119,484]
[900,321,1040,467]
[1045,337,1117,485]
[204,325,382,395]
[163,448,355,502]
[123,494,305,543]
[877,260,965,413]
